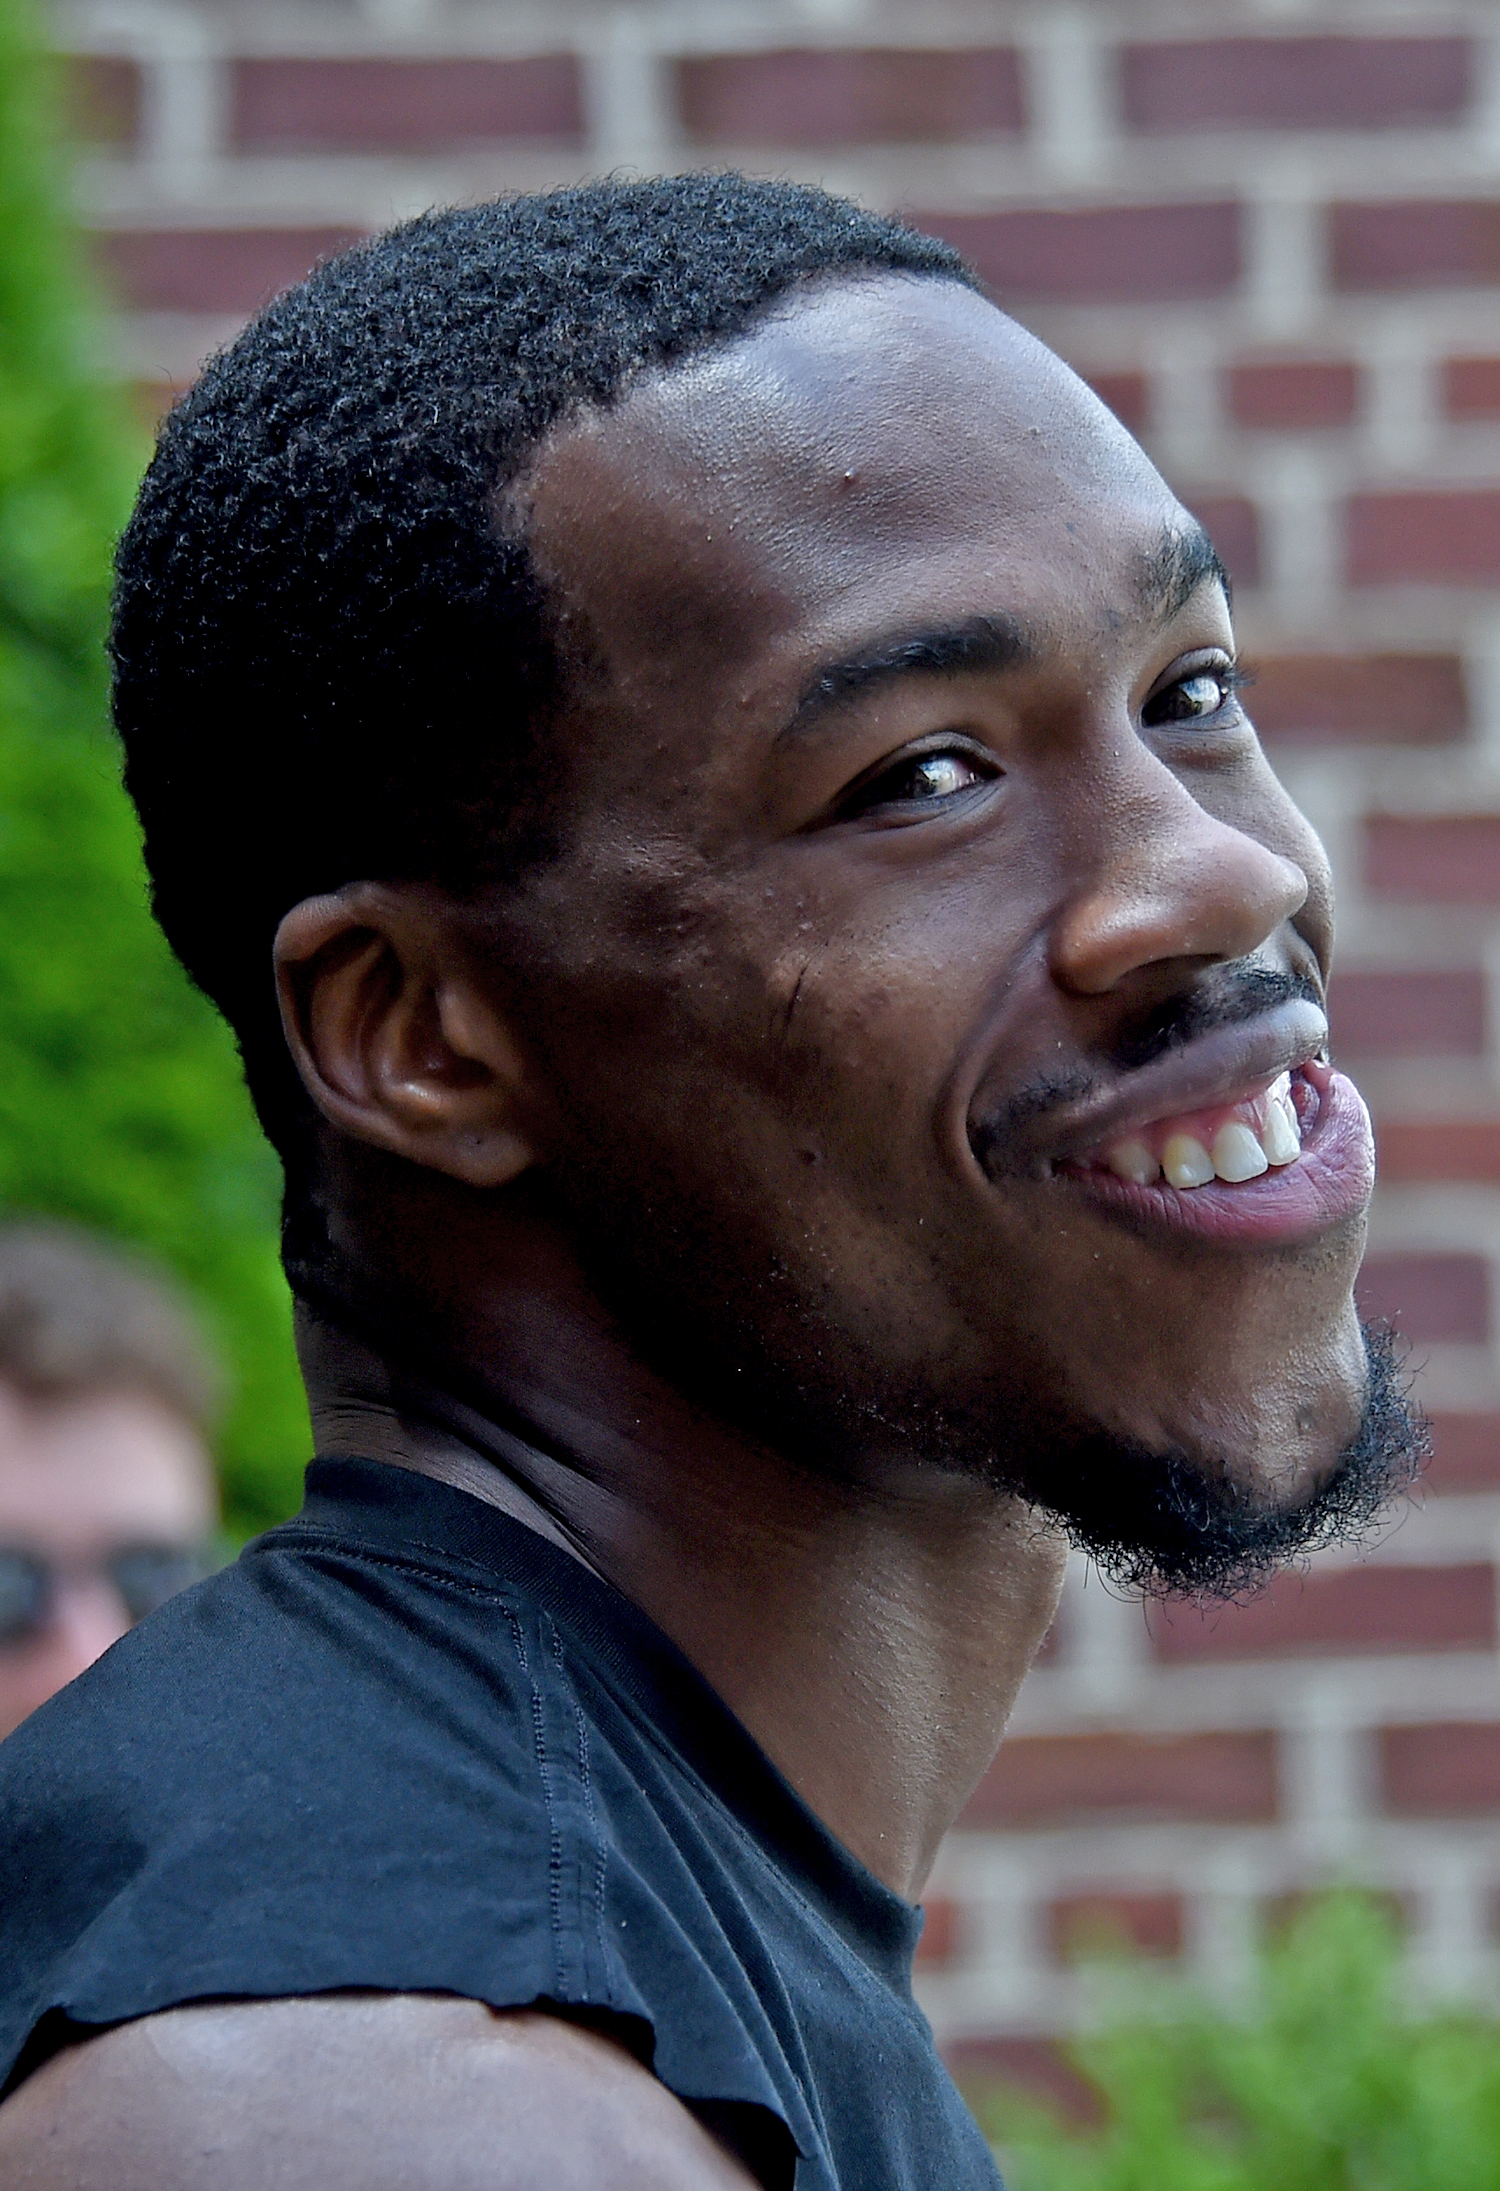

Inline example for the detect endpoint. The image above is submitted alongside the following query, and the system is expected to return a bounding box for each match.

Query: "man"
[0,1222,218,1740]
[0,176,1420,2187]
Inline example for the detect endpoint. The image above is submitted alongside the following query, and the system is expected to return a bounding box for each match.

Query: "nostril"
[1049,825,1310,997]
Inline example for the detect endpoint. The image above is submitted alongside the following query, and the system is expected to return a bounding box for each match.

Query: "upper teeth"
[1103,1071,1303,1189]
[1260,1087,1300,1166]
[1208,1121,1269,1183]
[1161,1132,1218,1188]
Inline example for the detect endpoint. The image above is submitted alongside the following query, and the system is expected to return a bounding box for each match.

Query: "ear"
[274,885,547,1189]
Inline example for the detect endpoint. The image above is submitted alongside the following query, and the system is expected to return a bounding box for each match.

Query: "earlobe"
[274,888,545,1189]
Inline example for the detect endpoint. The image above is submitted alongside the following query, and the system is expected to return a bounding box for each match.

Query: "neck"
[297,1293,1065,1902]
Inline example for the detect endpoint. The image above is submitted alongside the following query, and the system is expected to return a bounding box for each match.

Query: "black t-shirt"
[0,1456,1001,2190]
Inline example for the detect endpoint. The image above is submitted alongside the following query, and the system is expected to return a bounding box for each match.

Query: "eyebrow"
[1140,521,1233,620]
[780,525,1229,746]
[783,612,1034,742]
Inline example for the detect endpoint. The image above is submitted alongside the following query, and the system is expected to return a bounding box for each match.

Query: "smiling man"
[0,176,1420,2189]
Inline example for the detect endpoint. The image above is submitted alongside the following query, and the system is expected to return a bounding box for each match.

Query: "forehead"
[524,275,1191,672]
[0,1387,212,1546]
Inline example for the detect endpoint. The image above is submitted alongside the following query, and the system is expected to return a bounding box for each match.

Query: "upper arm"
[0,1992,768,2190]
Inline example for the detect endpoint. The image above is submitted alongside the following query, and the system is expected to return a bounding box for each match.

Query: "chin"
[984,1318,1427,1602]
[1042,1216,1372,1468]
[1159,1298,1374,1501]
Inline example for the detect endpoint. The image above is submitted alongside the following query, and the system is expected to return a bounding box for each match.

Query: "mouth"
[1080,1065,1309,1189]
[978,999,1376,1248]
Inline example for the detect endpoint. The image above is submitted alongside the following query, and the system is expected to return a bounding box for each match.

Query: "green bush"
[985,1893,1500,2191]
[0,0,306,1529]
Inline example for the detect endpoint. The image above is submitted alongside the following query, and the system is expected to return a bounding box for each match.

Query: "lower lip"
[1056,1065,1374,1249]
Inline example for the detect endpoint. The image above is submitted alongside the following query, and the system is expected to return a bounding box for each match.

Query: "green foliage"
[0,0,305,1528]
[987,1893,1500,2191]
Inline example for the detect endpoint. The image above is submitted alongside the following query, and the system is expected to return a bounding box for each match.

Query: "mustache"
[969,964,1324,1176]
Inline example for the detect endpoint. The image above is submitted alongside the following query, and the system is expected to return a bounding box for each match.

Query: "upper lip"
[1026,998,1329,1169]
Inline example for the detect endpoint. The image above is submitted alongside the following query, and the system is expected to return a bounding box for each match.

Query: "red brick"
[1365,815,1500,902]
[1184,495,1260,587]
[1332,201,1500,292]
[678,48,1023,145]
[1048,1891,1183,1963]
[65,56,141,146]
[1149,1564,1495,1663]
[1381,1721,1500,1814]
[961,1731,1277,1828]
[131,376,195,432]
[1082,369,1149,435]
[914,203,1241,304]
[1332,969,1484,1055]
[1348,491,1500,584]
[914,1893,960,1968]
[1248,654,1466,747]
[96,227,365,315]
[1226,360,1358,429]
[1264,1887,1410,1939]
[232,56,583,151]
[944,2038,1103,2127]
[1377,1122,1500,1183]
[1425,1413,1500,1493]
[1122,37,1472,132]
[1443,357,1500,419]
[1357,1251,1490,1342]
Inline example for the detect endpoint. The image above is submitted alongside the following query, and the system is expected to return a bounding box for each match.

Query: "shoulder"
[0,1992,764,2190]
[0,1526,544,1849]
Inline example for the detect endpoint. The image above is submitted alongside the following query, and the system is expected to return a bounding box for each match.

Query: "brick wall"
[56,0,1500,2069]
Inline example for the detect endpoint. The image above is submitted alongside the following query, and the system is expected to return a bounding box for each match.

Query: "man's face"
[0,1387,215,1738]
[480,275,1409,1587]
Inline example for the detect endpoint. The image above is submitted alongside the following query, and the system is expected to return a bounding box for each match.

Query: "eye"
[1141,662,1247,728]
[838,743,997,819]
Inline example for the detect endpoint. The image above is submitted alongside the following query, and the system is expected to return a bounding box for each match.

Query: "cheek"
[727,923,989,1197]
[528,852,951,1156]
[1291,816,1336,962]
[1234,760,1336,958]
[651,962,950,1195]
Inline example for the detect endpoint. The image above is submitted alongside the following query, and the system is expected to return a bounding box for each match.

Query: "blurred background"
[8,0,1500,2123]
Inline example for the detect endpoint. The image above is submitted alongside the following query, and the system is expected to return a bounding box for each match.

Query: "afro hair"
[110,173,973,1282]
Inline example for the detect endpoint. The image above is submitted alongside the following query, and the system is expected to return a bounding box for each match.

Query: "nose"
[47,1577,132,1686]
[0,1580,132,1740]
[1047,757,1308,997]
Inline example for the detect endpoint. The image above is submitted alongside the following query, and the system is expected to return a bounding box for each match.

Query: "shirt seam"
[541,1633,928,2023]
[502,1605,570,2000]
[255,1529,922,2010]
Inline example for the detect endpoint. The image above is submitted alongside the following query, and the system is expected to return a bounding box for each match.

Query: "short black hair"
[111,173,972,1288]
